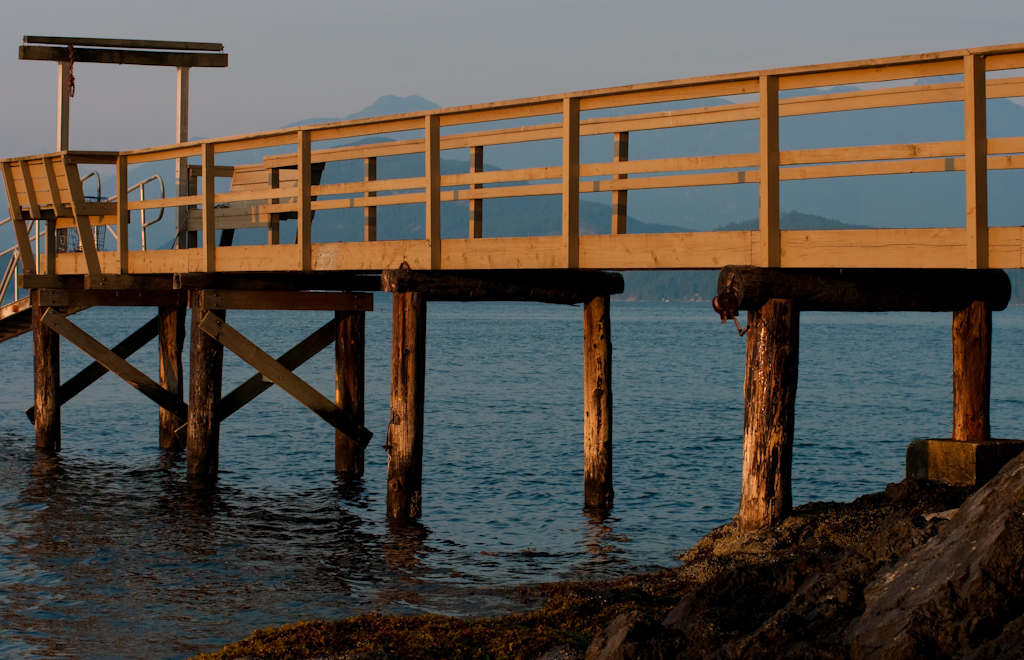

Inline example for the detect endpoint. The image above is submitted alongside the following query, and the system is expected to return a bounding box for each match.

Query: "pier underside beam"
[381,268,624,303]
[39,309,188,420]
[31,289,60,452]
[173,273,381,292]
[336,311,366,476]
[739,298,799,532]
[388,291,426,519]
[25,315,159,423]
[196,312,372,448]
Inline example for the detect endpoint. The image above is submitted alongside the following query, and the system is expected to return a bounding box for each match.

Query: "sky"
[0,0,1022,158]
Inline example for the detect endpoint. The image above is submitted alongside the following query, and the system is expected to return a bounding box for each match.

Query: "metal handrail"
[105,175,166,250]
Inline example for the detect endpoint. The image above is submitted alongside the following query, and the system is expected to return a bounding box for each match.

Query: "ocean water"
[0,301,1022,659]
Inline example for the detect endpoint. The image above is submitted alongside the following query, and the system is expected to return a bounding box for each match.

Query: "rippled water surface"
[1,301,1022,659]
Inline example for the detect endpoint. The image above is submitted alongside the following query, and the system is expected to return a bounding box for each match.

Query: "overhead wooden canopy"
[20,36,227,67]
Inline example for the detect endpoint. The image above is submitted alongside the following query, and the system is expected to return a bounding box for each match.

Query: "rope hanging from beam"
[67,45,75,97]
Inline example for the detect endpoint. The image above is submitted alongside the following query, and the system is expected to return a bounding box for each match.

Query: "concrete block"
[907,439,1024,487]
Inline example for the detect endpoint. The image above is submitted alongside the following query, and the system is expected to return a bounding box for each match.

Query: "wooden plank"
[563,98,580,269]
[759,75,781,268]
[61,158,102,276]
[57,61,69,151]
[425,115,441,269]
[579,231,754,270]
[612,132,628,235]
[779,228,965,268]
[24,36,224,51]
[580,153,756,177]
[297,129,312,271]
[42,157,69,216]
[219,319,337,421]
[581,79,760,111]
[381,268,623,302]
[207,244,300,273]
[198,290,373,311]
[18,161,41,218]
[442,124,562,150]
[781,157,962,180]
[40,308,188,421]
[987,76,1024,99]
[986,52,1024,71]
[781,141,964,166]
[581,103,759,136]
[469,146,483,239]
[444,183,561,202]
[365,157,377,242]
[25,316,160,424]
[2,161,36,275]
[309,117,424,142]
[440,236,565,269]
[197,312,372,448]
[989,226,1023,270]
[779,82,962,117]
[312,240,431,271]
[38,288,188,307]
[780,59,962,91]
[442,166,561,188]
[965,54,988,269]
[85,274,173,289]
[126,144,202,165]
[1,161,25,220]
[989,137,1024,155]
[19,45,228,68]
[201,142,216,272]
[438,101,563,127]
[116,155,128,273]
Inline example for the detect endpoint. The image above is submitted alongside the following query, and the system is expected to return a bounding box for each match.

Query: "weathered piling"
[738,298,799,532]
[953,299,991,442]
[31,289,60,452]
[187,303,225,476]
[335,310,366,475]
[584,293,613,508]
[158,306,186,450]
[387,291,427,519]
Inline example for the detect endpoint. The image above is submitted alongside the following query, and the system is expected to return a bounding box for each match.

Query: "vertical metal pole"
[176,67,190,249]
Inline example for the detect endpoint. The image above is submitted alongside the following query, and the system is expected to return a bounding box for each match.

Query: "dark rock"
[538,643,588,659]
[848,453,1024,659]
[585,611,677,660]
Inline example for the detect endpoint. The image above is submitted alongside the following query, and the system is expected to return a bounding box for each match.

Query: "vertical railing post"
[116,154,129,273]
[562,97,580,269]
[965,54,988,269]
[297,129,312,270]
[469,146,483,238]
[175,66,190,249]
[201,142,216,272]
[612,132,628,235]
[758,75,780,268]
[267,167,280,245]
[364,156,377,242]
[425,115,441,269]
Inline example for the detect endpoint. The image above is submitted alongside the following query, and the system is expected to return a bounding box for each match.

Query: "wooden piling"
[387,292,426,519]
[158,306,186,450]
[953,300,991,442]
[739,298,799,532]
[335,310,366,475]
[584,293,613,508]
[31,289,60,452]
[187,304,224,476]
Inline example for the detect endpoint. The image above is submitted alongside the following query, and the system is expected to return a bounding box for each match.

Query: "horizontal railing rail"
[3,42,1024,276]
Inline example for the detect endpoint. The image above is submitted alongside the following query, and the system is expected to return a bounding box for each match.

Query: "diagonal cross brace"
[197,312,372,449]
[26,315,159,422]
[39,309,187,421]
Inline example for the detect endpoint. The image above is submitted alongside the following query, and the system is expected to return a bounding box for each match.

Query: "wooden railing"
[4,42,1024,276]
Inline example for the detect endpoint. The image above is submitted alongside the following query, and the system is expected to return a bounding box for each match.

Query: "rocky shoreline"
[194,453,1024,660]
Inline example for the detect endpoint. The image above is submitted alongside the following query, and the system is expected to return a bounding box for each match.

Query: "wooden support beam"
[24,36,225,51]
[583,294,613,508]
[57,60,69,151]
[759,75,781,268]
[85,274,174,290]
[62,158,102,276]
[187,305,224,476]
[388,291,426,519]
[173,272,380,292]
[176,66,189,249]
[612,132,628,235]
[336,311,366,475]
[31,290,60,451]
[365,157,377,242]
[26,315,159,424]
[739,298,799,532]
[39,308,188,421]
[2,161,37,275]
[715,266,1011,314]
[297,129,312,271]
[194,290,372,311]
[469,146,483,239]
[20,45,228,68]
[159,307,186,450]
[20,274,80,289]
[965,54,989,269]
[562,98,580,269]
[19,160,41,219]
[197,312,373,448]
[38,288,188,308]
[116,155,129,273]
[953,300,991,442]
[218,319,337,421]
[425,115,442,269]
[381,268,624,304]
[202,142,216,272]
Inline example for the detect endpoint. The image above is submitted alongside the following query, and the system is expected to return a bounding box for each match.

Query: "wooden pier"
[3,38,1024,525]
